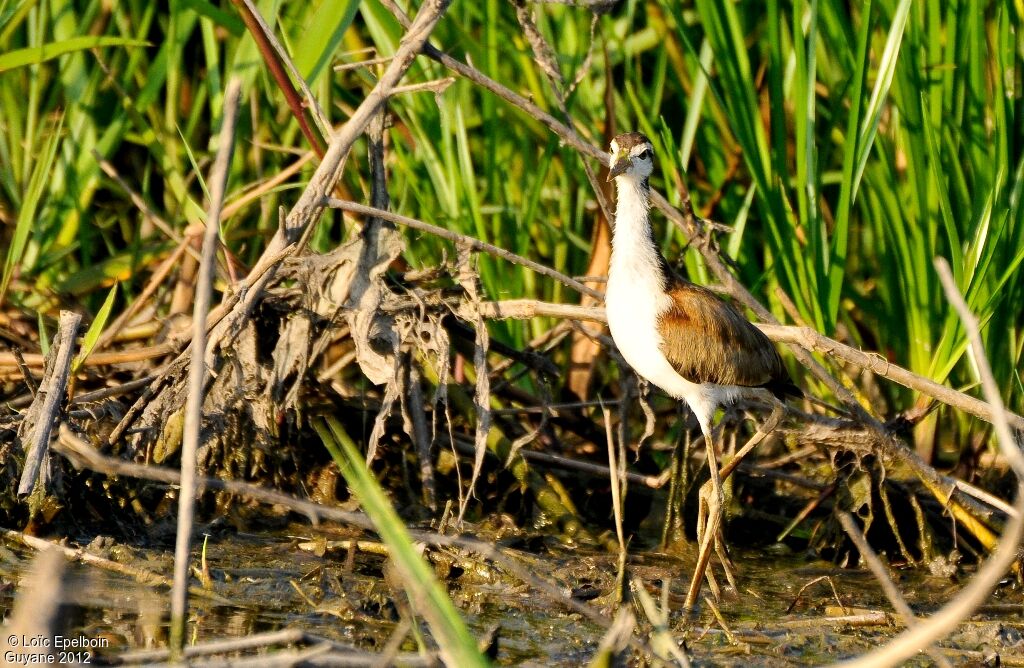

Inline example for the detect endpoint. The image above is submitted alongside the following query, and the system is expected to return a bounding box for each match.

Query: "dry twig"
[3,548,66,663]
[169,77,242,655]
[838,512,952,667]
[17,311,81,495]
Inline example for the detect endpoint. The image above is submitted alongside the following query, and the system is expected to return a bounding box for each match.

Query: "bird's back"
[656,275,798,400]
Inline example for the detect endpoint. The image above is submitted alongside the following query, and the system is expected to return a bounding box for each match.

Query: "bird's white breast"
[606,179,740,429]
[606,246,697,401]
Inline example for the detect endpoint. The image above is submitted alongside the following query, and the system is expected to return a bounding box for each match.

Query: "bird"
[604,131,798,608]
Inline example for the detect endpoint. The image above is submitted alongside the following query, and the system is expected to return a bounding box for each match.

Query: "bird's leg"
[715,532,738,591]
[706,402,786,599]
[693,480,722,601]
[685,428,725,611]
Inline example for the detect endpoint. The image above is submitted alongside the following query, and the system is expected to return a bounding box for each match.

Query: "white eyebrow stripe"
[630,144,653,156]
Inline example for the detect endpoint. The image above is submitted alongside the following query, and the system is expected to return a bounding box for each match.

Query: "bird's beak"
[607,153,631,181]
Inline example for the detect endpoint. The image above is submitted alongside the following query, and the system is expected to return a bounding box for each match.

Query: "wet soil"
[2,525,1022,665]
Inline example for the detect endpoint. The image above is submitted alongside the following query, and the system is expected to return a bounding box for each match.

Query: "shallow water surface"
[2,526,1022,665]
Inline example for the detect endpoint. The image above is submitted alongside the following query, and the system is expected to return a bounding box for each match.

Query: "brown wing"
[657,280,792,392]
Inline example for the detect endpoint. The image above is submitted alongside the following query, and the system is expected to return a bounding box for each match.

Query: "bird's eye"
[637,149,651,160]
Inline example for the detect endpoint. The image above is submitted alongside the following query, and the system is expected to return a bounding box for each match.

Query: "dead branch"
[169,77,241,655]
[838,512,952,667]
[17,310,81,495]
[469,298,1024,433]
[106,0,453,449]
[0,342,173,371]
[326,198,602,299]
[390,77,456,95]
[761,323,1024,432]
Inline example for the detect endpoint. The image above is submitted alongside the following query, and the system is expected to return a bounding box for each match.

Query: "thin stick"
[838,512,953,668]
[94,153,202,262]
[333,55,394,71]
[221,150,315,221]
[448,430,668,488]
[169,77,242,656]
[703,596,739,646]
[18,311,81,495]
[478,299,606,321]
[10,346,37,396]
[232,0,329,154]
[390,77,456,95]
[952,479,1017,518]
[785,575,846,614]
[325,198,603,300]
[447,297,1024,432]
[777,483,836,542]
[761,323,1024,432]
[116,629,308,663]
[2,527,229,604]
[70,375,159,404]
[94,239,191,352]
[0,343,173,370]
[782,612,891,629]
[935,260,1024,476]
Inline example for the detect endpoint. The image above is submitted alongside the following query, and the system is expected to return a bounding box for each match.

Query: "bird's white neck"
[609,177,665,292]
[605,174,707,410]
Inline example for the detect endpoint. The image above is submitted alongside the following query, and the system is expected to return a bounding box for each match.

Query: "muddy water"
[1,527,1021,665]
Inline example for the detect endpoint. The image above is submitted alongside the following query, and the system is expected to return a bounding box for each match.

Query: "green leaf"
[72,283,118,373]
[291,0,360,82]
[314,416,487,668]
[0,112,63,306]
[37,311,49,357]
[829,0,911,322]
[0,36,148,72]
[180,0,244,36]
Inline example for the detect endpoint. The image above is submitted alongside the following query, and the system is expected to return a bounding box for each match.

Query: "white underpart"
[606,172,740,437]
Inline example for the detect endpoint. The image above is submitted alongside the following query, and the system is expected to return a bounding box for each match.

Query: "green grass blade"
[314,416,487,668]
[290,0,359,82]
[0,35,147,72]
[72,283,118,373]
[851,0,911,196]
[834,0,911,325]
[0,111,63,306]
[37,311,49,356]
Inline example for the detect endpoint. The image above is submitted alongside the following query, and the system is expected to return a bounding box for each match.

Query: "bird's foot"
[685,478,729,610]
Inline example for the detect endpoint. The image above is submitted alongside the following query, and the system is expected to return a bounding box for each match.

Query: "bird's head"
[607,132,655,183]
